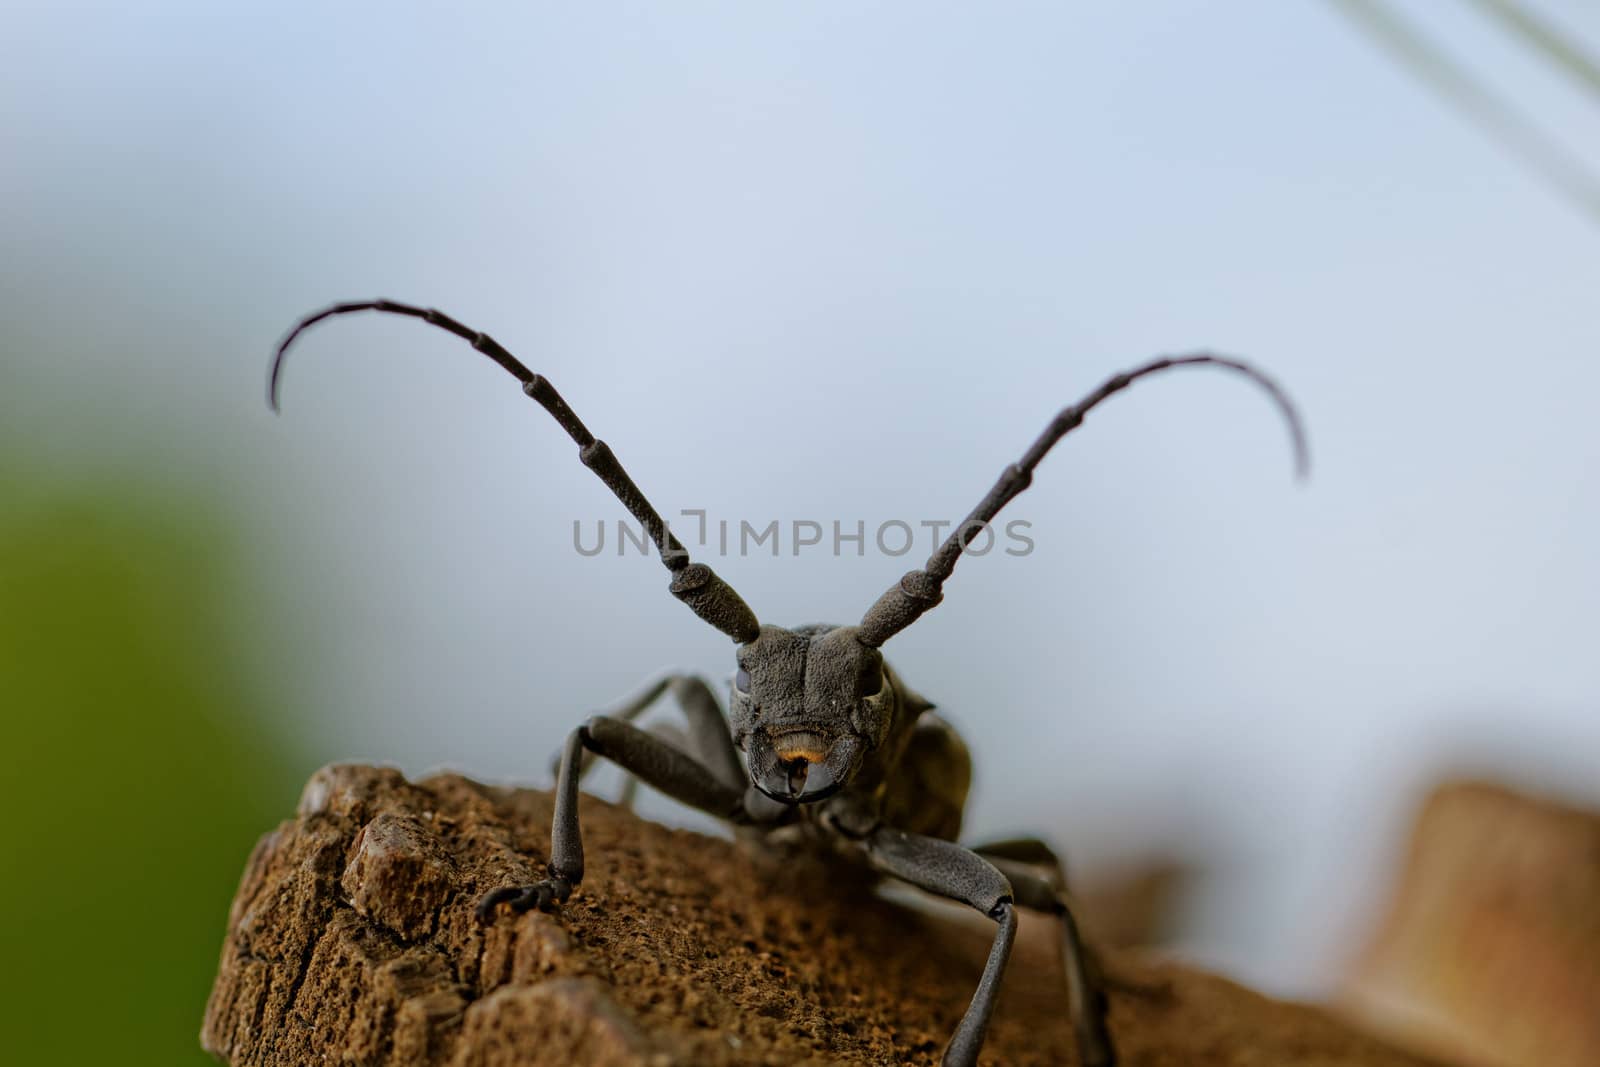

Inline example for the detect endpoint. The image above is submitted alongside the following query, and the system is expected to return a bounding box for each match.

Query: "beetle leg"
[862,827,1017,1067]
[477,715,749,922]
[567,673,746,801]
[976,850,1115,1067]
[616,722,687,810]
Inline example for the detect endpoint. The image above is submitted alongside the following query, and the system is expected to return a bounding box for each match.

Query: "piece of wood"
[204,764,1433,1066]
[1341,780,1600,1067]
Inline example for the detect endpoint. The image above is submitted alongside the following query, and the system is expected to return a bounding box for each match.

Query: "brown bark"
[204,764,1433,1066]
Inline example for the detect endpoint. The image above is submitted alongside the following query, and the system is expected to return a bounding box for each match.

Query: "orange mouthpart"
[771,731,829,765]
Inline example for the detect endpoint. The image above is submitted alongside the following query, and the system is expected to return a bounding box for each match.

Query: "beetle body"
[270,298,1307,1067]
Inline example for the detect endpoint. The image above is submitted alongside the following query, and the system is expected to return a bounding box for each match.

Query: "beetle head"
[729,624,893,804]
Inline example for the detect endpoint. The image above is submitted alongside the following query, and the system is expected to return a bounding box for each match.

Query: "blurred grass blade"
[1329,0,1600,225]
[1462,0,1600,102]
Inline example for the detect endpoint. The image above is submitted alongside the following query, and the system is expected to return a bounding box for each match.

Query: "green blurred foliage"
[0,463,306,1064]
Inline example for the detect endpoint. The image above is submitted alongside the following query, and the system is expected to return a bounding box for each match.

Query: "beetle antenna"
[856,353,1309,647]
[269,299,761,643]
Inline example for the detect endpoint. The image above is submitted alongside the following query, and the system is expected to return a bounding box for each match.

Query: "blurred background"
[3,2,1597,1063]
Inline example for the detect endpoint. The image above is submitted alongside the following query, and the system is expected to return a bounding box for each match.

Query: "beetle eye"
[857,659,884,698]
[735,667,751,693]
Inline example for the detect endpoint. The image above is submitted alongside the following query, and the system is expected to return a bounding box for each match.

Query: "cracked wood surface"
[203,764,1435,1066]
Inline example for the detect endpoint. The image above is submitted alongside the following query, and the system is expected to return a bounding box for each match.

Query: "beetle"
[270,299,1307,1067]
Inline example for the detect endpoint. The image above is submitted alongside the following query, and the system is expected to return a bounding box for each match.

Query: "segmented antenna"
[856,354,1308,647]
[269,299,762,643]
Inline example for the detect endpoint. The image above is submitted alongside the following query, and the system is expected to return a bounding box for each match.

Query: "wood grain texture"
[203,764,1433,1066]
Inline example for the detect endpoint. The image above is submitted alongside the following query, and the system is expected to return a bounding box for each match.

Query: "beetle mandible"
[270,299,1308,1067]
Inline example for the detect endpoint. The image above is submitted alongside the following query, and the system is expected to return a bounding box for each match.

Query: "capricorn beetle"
[270,299,1307,1067]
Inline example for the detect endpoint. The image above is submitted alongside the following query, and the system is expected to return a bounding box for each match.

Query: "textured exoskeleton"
[271,299,1308,1067]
